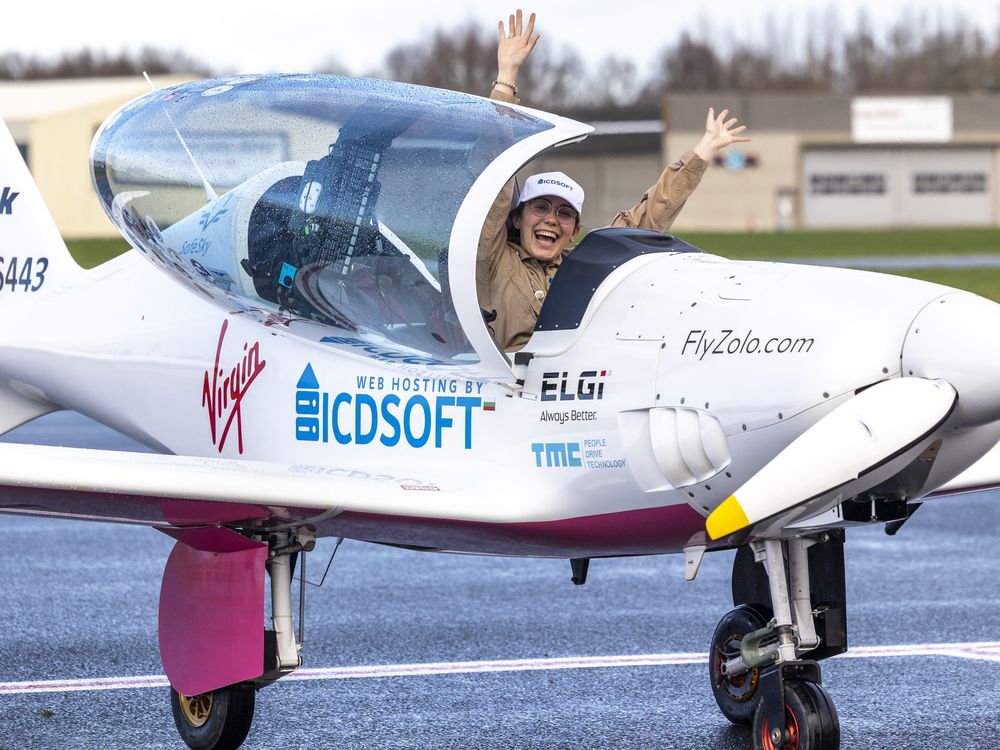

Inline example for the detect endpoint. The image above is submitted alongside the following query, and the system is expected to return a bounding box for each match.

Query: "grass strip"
[680,227,1000,259]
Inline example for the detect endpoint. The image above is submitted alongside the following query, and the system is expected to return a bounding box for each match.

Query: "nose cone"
[902,292,1000,426]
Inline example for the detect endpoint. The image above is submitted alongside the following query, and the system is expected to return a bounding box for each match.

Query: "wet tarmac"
[2,412,1000,749]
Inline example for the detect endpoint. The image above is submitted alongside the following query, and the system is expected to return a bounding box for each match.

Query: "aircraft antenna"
[142,72,218,202]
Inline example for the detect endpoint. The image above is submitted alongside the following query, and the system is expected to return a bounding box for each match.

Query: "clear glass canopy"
[91,74,553,360]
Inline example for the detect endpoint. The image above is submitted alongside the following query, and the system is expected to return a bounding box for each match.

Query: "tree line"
[0,48,213,80]
[4,10,999,109]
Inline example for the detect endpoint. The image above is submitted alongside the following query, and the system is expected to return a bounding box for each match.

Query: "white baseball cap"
[516,171,584,215]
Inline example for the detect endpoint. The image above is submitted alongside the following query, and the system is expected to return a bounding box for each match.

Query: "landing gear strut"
[168,529,314,750]
[710,533,846,749]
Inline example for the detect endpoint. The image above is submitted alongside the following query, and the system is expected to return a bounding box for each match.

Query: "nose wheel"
[753,678,839,750]
[170,684,256,750]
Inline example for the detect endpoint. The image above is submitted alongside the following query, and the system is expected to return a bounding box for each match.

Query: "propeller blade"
[706,377,957,540]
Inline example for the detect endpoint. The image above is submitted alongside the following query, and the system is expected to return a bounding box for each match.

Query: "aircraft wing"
[0,442,513,529]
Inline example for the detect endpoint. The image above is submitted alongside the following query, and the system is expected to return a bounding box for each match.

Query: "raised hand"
[694,108,751,161]
[497,9,539,83]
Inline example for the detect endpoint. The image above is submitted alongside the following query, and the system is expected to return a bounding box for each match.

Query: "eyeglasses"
[524,198,578,224]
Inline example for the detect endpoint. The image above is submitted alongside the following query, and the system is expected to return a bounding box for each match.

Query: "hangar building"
[0,75,191,238]
[659,93,1000,232]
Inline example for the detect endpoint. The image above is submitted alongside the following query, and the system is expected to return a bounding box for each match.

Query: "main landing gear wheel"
[709,603,773,725]
[752,679,840,750]
[170,684,256,750]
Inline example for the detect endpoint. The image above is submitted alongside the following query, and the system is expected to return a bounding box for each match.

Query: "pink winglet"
[158,527,266,697]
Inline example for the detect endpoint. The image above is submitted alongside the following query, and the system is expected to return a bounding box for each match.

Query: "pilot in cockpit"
[477,10,751,352]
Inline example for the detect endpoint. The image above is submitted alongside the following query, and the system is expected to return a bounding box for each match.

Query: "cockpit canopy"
[91,75,557,362]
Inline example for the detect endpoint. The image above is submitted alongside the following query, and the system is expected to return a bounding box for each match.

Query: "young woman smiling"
[477,10,749,352]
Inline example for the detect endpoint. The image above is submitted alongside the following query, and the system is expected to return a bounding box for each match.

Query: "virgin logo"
[201,319,266,454]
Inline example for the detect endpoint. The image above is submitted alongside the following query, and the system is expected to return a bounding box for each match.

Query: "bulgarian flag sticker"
[483,401,496,412]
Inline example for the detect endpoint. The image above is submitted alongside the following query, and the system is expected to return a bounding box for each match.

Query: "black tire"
[170,684,256,750]
[799,680,840,748]
[709,604,773,725]
[752,679,840,750]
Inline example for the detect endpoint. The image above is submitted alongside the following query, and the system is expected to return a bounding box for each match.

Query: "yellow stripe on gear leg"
[706,495,750,540]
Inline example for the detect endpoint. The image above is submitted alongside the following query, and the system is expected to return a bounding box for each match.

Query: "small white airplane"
[3,74,1000,750]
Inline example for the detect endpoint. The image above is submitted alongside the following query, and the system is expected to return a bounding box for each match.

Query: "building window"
[810,173,885,195]
[913,172,987,194]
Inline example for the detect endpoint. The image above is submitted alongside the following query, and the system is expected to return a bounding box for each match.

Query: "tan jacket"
[476,94,708,352]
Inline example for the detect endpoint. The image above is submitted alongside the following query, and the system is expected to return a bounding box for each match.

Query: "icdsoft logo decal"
[294,365,485,449]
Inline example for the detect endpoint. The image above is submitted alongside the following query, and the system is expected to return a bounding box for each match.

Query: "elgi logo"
[0,187,19,215]
[540,371,607,402]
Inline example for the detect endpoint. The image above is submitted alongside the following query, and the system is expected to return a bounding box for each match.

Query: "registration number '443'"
[0,256,48,292]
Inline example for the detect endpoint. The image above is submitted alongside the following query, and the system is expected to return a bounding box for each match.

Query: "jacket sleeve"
[476,179,515,310]
[489,86,519,105]
[475,85,521,308]
[611,150,708,231]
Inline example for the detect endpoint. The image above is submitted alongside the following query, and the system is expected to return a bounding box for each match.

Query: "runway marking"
[4,641,1000,695]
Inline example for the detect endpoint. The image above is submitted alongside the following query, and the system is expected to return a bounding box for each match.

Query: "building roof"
[663,92,1000,134]
[555,104,663,156]
[0,74,195,122]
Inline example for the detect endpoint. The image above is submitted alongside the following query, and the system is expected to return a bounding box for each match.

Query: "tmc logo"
[531,442,582,468]
[0,186,19,215]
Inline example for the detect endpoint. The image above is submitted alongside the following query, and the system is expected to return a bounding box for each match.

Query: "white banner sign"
[851,97,953,143]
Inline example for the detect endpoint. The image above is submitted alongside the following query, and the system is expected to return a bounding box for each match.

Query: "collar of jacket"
[513,241,566,275]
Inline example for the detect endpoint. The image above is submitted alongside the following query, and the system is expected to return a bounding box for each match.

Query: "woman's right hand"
[497,9,539,82]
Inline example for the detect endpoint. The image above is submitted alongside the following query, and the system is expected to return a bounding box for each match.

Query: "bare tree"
[379,21,585,108]
[382,22,496,95]
[665,33,724,91]
[584,55,641,108]
[0,48,213,80]
[6,4,1000,100]
[517,44,586,109]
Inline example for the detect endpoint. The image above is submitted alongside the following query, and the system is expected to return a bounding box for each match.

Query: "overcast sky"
[5,1,1000,77]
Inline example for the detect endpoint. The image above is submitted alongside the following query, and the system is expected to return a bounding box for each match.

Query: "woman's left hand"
[694,108,750,161]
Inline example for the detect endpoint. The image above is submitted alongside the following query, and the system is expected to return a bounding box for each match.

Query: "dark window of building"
[913,172,987,194]
[810,173,885,195]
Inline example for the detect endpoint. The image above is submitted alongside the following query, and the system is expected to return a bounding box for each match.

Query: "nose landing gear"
[710,533,846,749]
